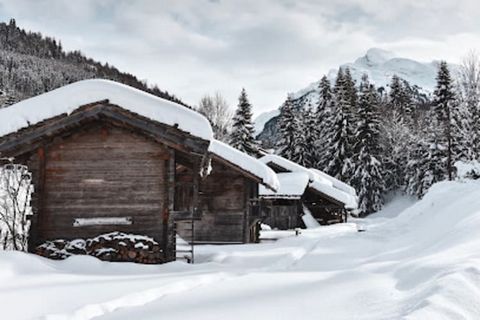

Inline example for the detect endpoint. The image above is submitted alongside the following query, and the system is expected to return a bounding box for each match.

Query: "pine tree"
[451,96,473,161]
[316,76,335,169]
[420,123,448,194]
[302,106,318,168]
[277,96,298,160]
[388,75,414,122]
[433,61,456,180]
[344,68,357,110]
[326,68,356,182]
[405,133,429,198]
[291,110,310,167]
[229,88,259,156]
[351,75,384,215]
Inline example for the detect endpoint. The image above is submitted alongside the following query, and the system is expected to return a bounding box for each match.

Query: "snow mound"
[0,79,213,141]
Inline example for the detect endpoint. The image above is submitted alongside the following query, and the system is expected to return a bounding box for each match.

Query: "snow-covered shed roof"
[259,172,309,199]
[0,79,213,141]
[259,154,330,183]
[258,154,358,209]
[309,168,357,197]
[208,140,280,191]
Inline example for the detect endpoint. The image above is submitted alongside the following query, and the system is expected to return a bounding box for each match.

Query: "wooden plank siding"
[175,160,252,244]
[36,124,168,243]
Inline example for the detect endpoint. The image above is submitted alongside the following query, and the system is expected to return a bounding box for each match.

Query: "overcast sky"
[0,0,479,114]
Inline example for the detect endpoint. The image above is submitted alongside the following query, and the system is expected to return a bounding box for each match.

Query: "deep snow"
[0,79,213,141]
[2,181,480,319]
[208,139,279,191]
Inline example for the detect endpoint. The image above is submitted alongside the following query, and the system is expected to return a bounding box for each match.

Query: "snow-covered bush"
[0,160,33,251]
[455,160,480,180]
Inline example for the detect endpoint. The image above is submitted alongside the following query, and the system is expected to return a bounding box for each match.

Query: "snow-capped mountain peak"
[326,48,442,92]
[354,48,397,67]
[255,48,455,142]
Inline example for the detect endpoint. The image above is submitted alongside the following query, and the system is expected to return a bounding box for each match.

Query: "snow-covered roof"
[259,154,328,183]
[208,140,279,191]
[259,154,358,209]
[0,79,213,141]
[259,172,309,199]
[309,168,357,197]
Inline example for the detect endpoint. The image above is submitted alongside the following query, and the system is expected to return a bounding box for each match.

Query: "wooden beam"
[30,146,46,250]
[163,148,176,262]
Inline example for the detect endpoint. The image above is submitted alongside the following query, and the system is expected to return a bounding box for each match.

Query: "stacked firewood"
[35,231,164,264]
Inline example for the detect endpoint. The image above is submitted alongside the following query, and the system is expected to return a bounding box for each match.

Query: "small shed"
[175,139,278,245]
[258,154,357,229]
[0,79,278,261]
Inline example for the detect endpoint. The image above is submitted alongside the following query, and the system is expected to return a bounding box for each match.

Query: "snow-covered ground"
[2,180,480,319]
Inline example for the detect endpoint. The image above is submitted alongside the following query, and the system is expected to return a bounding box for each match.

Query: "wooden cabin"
[0,79,278,261]
[175,140,278,244]
[258,155,357,229]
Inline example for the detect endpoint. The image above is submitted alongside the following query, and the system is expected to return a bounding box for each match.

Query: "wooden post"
[163,148,176,262]
[191,159,200,264]
[28,146,46,251]
[242,180,250,243]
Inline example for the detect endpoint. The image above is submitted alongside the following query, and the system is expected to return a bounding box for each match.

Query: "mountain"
[255,48,450,147]
[0,19,186,108]
[327,48,441,92]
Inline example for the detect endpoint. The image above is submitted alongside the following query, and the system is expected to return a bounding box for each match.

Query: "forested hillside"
[267,60,479,216]
[0,19,185,108]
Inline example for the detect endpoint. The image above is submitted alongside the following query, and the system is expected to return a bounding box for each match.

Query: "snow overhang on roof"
[0,79,213,141]
[259,154,358,209]
[259,172,309,199]
[208,140,280,191]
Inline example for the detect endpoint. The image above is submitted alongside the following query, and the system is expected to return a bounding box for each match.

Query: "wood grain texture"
[175,160,249,243]
[37,125,168,243]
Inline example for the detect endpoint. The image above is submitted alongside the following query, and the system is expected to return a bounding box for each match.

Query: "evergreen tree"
[277,96,298,160]
[326,68,356,182]
[316,76,335,169]
[291,110,310,167]
[421,123,449,193]
[451,96,473,161]
[302,107,318,168]
[405,132,429,198]
[351,75,384,215]
[388,75,414,122]
[433,61,456,180]
[229,88,259,156]
[344,68,357,110]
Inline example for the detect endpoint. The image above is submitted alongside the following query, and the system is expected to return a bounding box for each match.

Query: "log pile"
[35,231,165,264]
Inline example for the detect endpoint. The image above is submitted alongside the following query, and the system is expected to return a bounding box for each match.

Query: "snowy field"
[2,181,480,320]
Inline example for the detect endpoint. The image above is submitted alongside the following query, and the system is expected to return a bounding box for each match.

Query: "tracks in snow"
[39,272,234,320]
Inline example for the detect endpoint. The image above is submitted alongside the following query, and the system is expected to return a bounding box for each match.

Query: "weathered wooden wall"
[30,124,169,243]
[259,199,302,230]
[176,160,252,244]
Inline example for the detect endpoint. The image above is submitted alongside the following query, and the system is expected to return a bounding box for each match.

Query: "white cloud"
[0,0,479,114]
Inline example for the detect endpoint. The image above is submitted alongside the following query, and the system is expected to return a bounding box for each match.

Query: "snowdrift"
[1,180,480,319]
